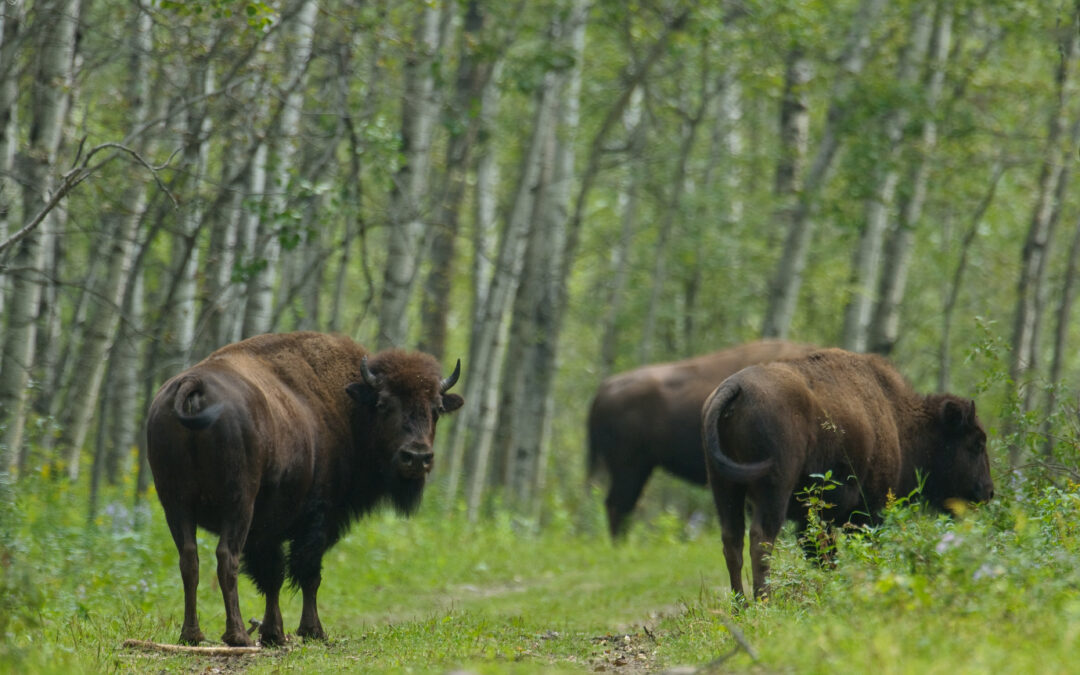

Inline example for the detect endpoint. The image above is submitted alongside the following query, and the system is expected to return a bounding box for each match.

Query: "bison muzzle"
[146,332,463,647]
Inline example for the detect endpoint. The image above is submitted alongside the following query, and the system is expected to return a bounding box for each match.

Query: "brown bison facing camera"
[701,348,993,601]
[146,332,463,647]
[587,340,816,538]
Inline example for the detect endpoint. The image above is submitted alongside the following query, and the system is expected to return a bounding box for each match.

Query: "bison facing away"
[146,332,463,647]
[701,348,993,600]
[587,340,816,538]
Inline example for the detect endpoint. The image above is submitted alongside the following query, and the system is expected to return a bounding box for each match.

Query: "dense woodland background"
[1,0,1079,524]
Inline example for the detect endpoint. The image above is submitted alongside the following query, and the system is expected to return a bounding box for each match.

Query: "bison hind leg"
[287,515,332,640]
[711,480,749,603]
[243,542,287,646]
[160,501,205,645]
[604,462,654,540]
[747,487,791,601]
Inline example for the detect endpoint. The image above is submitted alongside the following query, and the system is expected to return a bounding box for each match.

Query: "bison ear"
[941,398,972,432]
[441,393,464,414]
[346,382,378,408]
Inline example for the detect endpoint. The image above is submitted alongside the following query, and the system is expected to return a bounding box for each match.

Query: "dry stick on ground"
[121,639,261,655]
[702,611,759,669]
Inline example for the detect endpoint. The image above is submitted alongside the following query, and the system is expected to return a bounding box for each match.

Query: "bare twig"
[121,639,260,655]
[703,610,759,668]
[0,140,179,261]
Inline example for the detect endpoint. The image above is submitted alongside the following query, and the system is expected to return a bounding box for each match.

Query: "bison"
[701,348,993,600]
[146,331,463,647]
[587,340,816,538]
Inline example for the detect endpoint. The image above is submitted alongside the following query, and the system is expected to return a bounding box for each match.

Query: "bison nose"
[400,448,434,472]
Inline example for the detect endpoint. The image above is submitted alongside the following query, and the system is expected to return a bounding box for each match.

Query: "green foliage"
[160,0,275,30]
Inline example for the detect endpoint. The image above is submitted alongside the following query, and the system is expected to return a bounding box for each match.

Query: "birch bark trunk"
[377,2,443,349]
[0,2,21,322]
[1009,5,1079,459]
[419,0,494,361]
[167,52,213,366]
[1043,214,1080,457]
[243,1,318,336]
[638,68,709,364]
[58,6,155,480]
[505,0,585,509]
[0,0,81,472]
[869,0,953,356]
[598,88,644,377]
[841,6,932,352]
[442,63,558,512]
[761,0,885,339]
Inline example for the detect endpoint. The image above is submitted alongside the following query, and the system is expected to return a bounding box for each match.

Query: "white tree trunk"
[0,2,21,322]
[470,61,503,331]
[501,0,586,512]
[58,5,154,480]
[168,55,214,366]
[869,0,953,356]
[0,0,81,471]
[1009,5,1078,439]
[243,1,318,337]
[443,63,559,512]
[599,87,644,377]
[841,5,932,352]
[761,0,885,339]
[377,2,444,349]
[107,267,144,482]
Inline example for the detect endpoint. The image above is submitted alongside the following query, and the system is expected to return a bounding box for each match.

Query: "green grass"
[4,467,1080,673]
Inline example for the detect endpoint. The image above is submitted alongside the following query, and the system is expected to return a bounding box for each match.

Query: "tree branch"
[0,140,179,262]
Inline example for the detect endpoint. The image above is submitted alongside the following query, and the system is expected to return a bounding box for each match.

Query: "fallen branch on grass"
[121,639,261,655]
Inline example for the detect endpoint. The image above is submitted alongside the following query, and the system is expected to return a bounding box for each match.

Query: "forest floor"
[5,470,1080,673]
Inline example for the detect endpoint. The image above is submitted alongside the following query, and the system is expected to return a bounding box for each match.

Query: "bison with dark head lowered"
[587,340,816,538]
[701,348,993,601]
[146,331,463,647]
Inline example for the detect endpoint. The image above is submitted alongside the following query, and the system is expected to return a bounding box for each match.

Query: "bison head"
[345,352,464,514]
[925,396,994,509]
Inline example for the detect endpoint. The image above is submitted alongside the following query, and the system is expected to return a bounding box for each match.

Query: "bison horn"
[360,355,380,388]
[440,359,461,393]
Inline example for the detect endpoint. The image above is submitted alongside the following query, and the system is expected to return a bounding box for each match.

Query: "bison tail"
[701,379,773,483]
[172,378,225,431]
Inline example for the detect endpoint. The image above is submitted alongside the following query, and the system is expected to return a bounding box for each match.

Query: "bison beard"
[701,348,993,602]
[146,332,463,648]
[385,469,426,516]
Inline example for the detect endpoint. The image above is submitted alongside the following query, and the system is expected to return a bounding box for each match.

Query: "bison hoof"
[222,629,255,647]
[297,625,326,641]
[178,628,205,645]
[259,627,288,647]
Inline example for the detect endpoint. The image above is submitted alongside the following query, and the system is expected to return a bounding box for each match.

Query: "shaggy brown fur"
[146,332,463,647]
[587,340,817,538]
[701,348,993,600]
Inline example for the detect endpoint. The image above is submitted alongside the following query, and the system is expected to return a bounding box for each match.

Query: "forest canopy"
[0,0,1078,520]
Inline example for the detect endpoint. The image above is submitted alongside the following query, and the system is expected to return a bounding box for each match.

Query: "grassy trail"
[5,477,1080,673]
